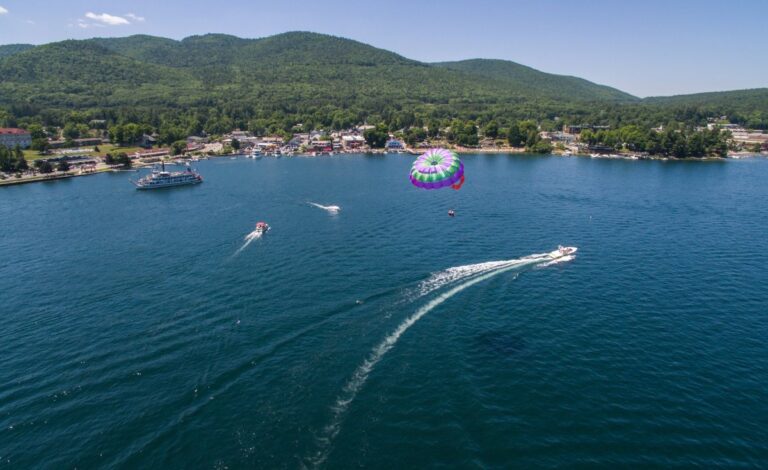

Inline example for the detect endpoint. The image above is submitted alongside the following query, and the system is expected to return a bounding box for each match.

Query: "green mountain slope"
[644,88,768,113]
[0,32,635,112]
[0,44,34,59]
[433,59,637,102]
[0,32,763,130]
[0,40,202,108]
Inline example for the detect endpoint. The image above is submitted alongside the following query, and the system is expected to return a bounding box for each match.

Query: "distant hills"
[0,32,765,129]
[432,59,636,102]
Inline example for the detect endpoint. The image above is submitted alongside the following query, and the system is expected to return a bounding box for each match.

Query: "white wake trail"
[417,254,549,296]
[309,202,341,214]
[233,230,262,256]
[308,253,553,468]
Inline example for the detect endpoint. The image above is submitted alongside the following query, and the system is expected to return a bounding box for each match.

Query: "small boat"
[448,209,455,217]
[547,245,577,259]
[254,221,270,235]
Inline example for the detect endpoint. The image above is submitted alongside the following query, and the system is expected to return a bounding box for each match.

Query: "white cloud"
[26,19,35,24]
[84,12,130,26]
[76,19,105,29]
[125,13,145,22]
[0,6,9,15]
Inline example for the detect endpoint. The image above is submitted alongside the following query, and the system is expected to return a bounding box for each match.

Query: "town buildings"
[0,128,32,149]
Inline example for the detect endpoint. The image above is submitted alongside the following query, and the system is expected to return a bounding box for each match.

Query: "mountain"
[644,88,768,114]
[0,32,636,113]
[433,59,637,102]
[0,32,764,130]
[0,44,35,59]
[0,40,200,108]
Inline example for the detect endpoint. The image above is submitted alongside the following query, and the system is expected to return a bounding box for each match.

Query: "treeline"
[580,125,728,157]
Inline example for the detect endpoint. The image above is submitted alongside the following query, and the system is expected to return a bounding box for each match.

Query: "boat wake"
[309,202,341,214]
[233,230,263,256]
[307,248,576,467]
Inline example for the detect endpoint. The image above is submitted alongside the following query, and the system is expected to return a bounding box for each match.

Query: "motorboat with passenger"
[254,221,270,235]
[547,245,577,259]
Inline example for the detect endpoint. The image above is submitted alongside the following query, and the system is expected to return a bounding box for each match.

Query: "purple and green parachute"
[409,148,465,190]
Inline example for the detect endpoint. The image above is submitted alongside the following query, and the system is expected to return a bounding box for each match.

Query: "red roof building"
[0,128,32,149]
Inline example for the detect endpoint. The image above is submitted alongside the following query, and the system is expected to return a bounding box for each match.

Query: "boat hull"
[134,179,202,190]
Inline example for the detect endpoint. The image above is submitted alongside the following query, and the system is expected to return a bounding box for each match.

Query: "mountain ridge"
[0,32,765,130]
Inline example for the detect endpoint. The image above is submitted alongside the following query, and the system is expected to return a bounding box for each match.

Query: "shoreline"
[2,151,762,187]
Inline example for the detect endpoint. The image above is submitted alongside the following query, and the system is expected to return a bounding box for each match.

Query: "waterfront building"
[385,139,405,151]
[139,134,157,149]
[0,128,32,149]
[341,135,365,150]
[187,136,210,145]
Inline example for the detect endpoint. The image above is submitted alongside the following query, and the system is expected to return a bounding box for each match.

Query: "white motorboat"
[547,245,578,259]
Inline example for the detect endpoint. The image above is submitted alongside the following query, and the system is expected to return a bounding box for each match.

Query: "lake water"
[1,154,767,468]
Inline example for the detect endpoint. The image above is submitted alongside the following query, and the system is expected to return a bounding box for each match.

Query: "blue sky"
[0,0,765,97]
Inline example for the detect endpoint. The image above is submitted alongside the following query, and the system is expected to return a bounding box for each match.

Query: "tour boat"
[547,245,577,259]
[131,162,203,189]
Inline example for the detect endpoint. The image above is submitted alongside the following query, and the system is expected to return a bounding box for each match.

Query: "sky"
[0,0,766,97]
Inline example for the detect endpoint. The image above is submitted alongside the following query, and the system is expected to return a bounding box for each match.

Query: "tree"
[27,124,45,140]
[231,138,241,151]
[31,137,49,154]
[15,154,29,172]
[529,139,553,154]
[109,125,125,145]
[364,124,389,148]
[62,123,80,140]
[57,160,71,172]
[171,140,187,156]
[34,160,53,174]
[483,120,499,139]
[117,152,132,168]
[507,124,523,147]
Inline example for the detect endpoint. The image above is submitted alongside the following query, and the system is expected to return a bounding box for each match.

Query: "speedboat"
[547,245,577,259]
[448,209,455,217]
[254,221,270,235]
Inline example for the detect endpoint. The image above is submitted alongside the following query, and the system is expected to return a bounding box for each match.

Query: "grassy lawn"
[24,144,144,161]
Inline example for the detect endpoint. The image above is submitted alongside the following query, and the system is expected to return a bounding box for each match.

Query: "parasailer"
[409,148,465,190]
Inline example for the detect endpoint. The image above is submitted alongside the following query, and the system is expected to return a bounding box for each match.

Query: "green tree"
[483,120,499,139]
[231,138,241,151]
[57,160,71,172]
[529,139,553,154]
[109,125,125,145]
[171,140,187,156]
[364,124,389,148]
[507,124,523,147]
[35,160,53,174]
[62,123,80,140]
[31,137,49,153]
[27,124,45,140]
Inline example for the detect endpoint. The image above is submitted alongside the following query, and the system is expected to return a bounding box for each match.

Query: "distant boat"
[254,221,270,235]
[131,162,203,190]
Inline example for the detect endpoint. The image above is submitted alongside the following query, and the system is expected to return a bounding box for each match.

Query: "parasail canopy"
[409,148,465,190]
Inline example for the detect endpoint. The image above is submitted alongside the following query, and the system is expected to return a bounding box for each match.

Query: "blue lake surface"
[1,154,767,468]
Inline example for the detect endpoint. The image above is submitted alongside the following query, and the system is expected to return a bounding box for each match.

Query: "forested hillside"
[0,32,766,133]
